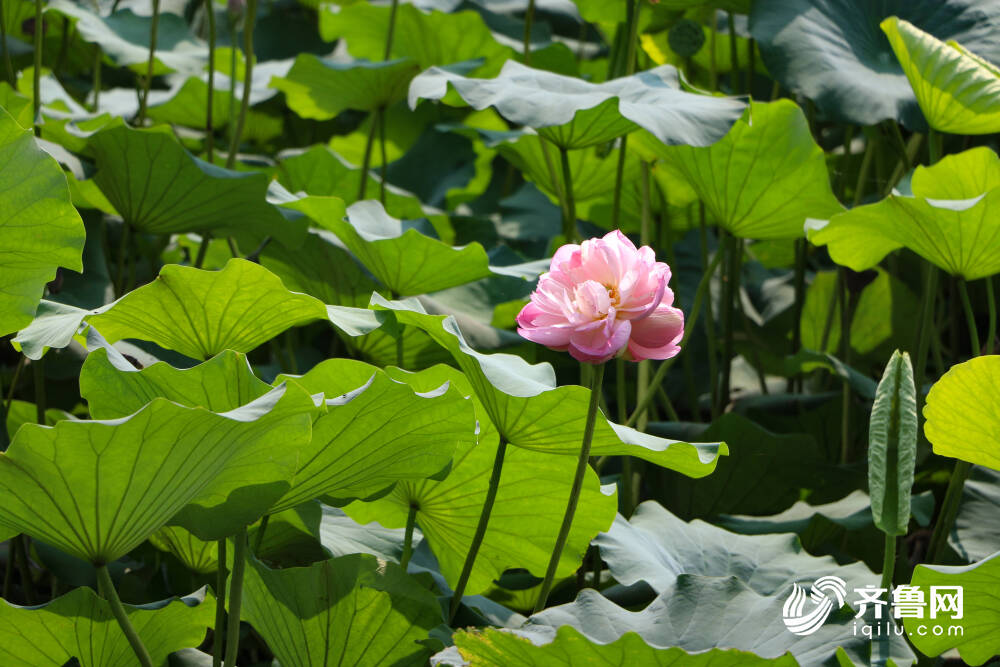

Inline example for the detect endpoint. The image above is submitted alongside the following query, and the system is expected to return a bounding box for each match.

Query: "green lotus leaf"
[47,2,206,75]
[409,60,746,150]
[953,466,1000,562]
[519,578,914,667]
[904,550,1000,665]
[318,2,512,77]
[87,259,329,361]
[808,147,1000,280]
[267,357,475,513]
[595,501,876,598]
[868,351,917,536]
[300,197,494,296]
[882,17,1000,134]
[345,363,617,595]
[447,626,798,667]
[0,586,215,667]
[149,525,218,574]
[252,502,329,566]
[242,553,441,667]
[88,124,304,248]
[658,100,843,240]
[0,105,85,337]
[924,355,1000,470]
[0,385,303,564]
[800,269,920,357]
[273,56,420,120]
[370,295,727,474]
[78,338,318,540]
[750,0,1000,129]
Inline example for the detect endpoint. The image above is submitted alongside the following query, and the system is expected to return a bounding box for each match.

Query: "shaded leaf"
[149,526,217,574]
[953,466,1000,563]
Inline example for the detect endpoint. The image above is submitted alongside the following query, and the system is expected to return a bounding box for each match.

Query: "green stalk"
[357,107,379,201]
[115,223,131,298]
[91,45,102,111]
[708,12,717,90]
[212,540,227,667]
[617,358,635,516]
[400,504,417,570]
[788,238,806,392]
[522,0,535,64]
[726,12,739,94]
[927,128,942,164]
[1,0,14,84]
[448,437,508,623]
[987,277,996,354]
[927,460,972,562]
[912,265,938,403]
[194,233,211,268]
[225,0,257,168]
[636,160,652,430]
[223,528,248,667]
[252,514,269,554]
[880,534,896,593]
[699,209,720,417]
[717,231,740,413]
[227,20,237,133]
[839,278,857,463]
[534,362,605,613]
[610,0,640,231]
[852,133,876,206]
[14,535,33,604]
[97,565,154,667]
[32,0,42,137]
[383,0,399,60]
[4,354,24,415]
[957,279,980,355]
[204,0,217,161]
[378,104,387,205]
[558,145,577,242]
[136,0,160,126]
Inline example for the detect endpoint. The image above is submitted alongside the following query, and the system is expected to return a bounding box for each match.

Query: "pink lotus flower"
[516,231,684,364]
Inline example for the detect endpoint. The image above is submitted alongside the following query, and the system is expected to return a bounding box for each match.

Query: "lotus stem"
[194,233,211,269]
[708,12,717,90]
[839,272,857,463]
[927,459,972,562]
[986,277,996,355]
[14,535,33,604]
[880,533,896,593]
[32,0,41,136]
[383,0,399,60]
[91,46,102,111]
[558,145,577,242]
[616,358,635,515]
[957,279,980,355]
[717,231,741,413]
[699,209,720,416]
[533,362,605,613]
[522,0,535,64]
[115,223,131,298]
[137,0,160,126]
[97,565,154,667]
[609,0,641,228]
[358,107,379,201]
[212,540,227,667]
[223,528,248,667]
[1,0,14,84]
[400,504,417,570]
[252,514,269,554]
[448,437,508,623]
[788,238,806,392]
[626,246,723,427]
[912,264,938,407]
[927,128,942,164]
[204,0,217,161]
[226,0,257,168]
[726,12,739,94]
[378,104,387,205]
[852,132,876,206]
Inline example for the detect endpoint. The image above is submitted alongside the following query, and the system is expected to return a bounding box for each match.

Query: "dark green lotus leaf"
[149,525,218,574]
[953,466,1000,562]
[0,386,302,564]
[409,60,746,149]
[0,106,85,337]
[904,551,1000,665]
[924,355,1000,471]
[87,259,328,360]
[318,2,512,77]
[273,56,420,120]
[520,578,914,667]
[370,295,727,474]
[47,2,206,75]
[242,553,441,667]
[88,125,304,248]
[267,357,475,512]
[750,0,1000,129]
[883,16,1000,134]
[868,351,917,537]
[345,363,617,595]
[595,501,875,598]
[299,197,499,296]
[0,586,214,667]
[252,502,328,566]
[319,504,415,562]
[445,624,799,667]
[658,100,843,240]
[809,147,1000,280]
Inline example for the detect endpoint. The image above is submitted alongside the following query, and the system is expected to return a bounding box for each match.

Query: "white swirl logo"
[782,576,848,636]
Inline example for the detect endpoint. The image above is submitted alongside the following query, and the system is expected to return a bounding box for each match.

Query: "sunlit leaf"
[904,550,1000,665]
[658,100,843,240]
[808,147,1000,280]
[924,355,1000,471]
[242,553,441,667]
[0,105,85,337]
[882,16,1000,134]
